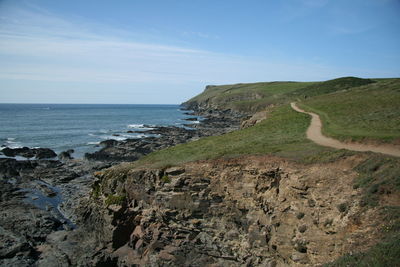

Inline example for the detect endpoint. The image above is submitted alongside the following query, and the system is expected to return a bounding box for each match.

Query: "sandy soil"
[291,102,400,157]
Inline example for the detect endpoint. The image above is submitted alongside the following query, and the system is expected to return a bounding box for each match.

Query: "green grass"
[298,78,400,142]
[290,76,375,98]
[109,77,400,170]
[353,155,400,207]
[184,77,377,113]
[118,104,331,169]
[184,81,316,113]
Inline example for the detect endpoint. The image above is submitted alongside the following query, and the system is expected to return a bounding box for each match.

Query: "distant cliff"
[182,77,375,114]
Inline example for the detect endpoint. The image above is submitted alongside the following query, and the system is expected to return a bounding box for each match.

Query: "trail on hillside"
[291,102,400,157]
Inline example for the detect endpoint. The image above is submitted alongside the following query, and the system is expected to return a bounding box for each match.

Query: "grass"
[289,76,375,98]
[184,81,316,113]
[184,77,378,113]
[353,155,400,207]
[107,77,400,171]
[298,78,400,143]
[121,104,331,169]
[105,194,126,206]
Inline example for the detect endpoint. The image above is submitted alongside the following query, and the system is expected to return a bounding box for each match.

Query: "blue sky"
[0,0,399,104]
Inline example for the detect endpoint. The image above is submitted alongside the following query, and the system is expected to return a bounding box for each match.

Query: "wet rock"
[35,148,57,159]
[184,117,198,121]
[0,158,38,177]
[58,149,74,160]
[1,147,57,159]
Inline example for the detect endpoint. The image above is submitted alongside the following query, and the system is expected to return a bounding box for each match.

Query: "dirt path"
[291,102,400,157]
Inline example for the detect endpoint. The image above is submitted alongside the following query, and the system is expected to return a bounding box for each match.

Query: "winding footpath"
[290,102,400,157]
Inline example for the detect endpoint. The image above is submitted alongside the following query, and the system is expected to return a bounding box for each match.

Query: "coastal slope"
[26,77,400,266]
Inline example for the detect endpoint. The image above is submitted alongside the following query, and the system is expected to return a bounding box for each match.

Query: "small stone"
[132,225,145,239]
[298,225,307,233]
[296,212,305,219]
[291,252,308,263]
[135,239,143,250]
[165,167,185,176]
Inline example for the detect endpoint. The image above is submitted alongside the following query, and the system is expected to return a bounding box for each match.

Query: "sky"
[0,0,399,104]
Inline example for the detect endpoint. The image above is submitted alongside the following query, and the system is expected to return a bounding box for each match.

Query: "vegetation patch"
[161,174,171,183]
[353,155,400,207]
[91,183,101,198]
[299,78,400,143]
[105,194,126,206]
[124,104,330,169]
[290,76,375,98]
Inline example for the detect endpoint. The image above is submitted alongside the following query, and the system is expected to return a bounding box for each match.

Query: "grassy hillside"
[298,78,400,143]
[104,76,400,266]
[184,77,377,113]
[106,77,400,170]
[120,104,334,170]
[184,81,315,112]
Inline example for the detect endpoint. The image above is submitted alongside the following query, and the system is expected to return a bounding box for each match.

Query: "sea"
[0,104,197,158]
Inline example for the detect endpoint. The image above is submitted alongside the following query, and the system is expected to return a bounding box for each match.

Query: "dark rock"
[1,147,56,159]
[59,149,74,160]
[100,139,119,148]
[34,148,57,159]
[184,117,198,121]
[0,158,38,177]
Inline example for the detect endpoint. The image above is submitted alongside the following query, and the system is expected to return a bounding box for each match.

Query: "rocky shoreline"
[0,107,245,266]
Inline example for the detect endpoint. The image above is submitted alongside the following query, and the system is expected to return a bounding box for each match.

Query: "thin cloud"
[0,5,353,89]
[182,31,220,40]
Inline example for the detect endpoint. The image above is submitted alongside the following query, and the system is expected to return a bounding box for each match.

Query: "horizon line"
[0,102,182,105]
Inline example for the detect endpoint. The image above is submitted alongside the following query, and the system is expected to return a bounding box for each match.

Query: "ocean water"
[0,104,195,158]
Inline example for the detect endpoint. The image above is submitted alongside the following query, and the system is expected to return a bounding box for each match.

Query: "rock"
[291,252,308,263]
[0,158,38,177]
[1,147,56,159]
[184,117,198,121]
[298,225,307,233]
[165,167,185,176]
[34,148,57,159]
[131,225,145,239]
[58,149,74,160]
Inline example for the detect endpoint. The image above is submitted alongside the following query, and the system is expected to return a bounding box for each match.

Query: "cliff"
[20,77,400,266]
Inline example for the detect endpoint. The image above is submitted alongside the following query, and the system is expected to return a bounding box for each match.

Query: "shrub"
[161,175,171,183]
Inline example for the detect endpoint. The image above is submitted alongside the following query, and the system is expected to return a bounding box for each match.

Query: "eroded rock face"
[56,155,384,266]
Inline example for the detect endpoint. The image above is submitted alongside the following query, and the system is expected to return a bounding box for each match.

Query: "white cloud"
[0,4,360,104]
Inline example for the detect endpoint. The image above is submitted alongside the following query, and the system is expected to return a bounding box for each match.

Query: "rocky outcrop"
[241,110,268,129]
[58,149,74,161]
[0,157,111,266]
[1,147,57,159]
[48,154,388,266]
[84,118,243,163]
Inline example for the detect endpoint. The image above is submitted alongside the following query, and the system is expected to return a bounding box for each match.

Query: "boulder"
[59,149,74,160]
[1,147,56,159]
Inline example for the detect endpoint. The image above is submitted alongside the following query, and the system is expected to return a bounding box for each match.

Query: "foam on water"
[0,104,194,158]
